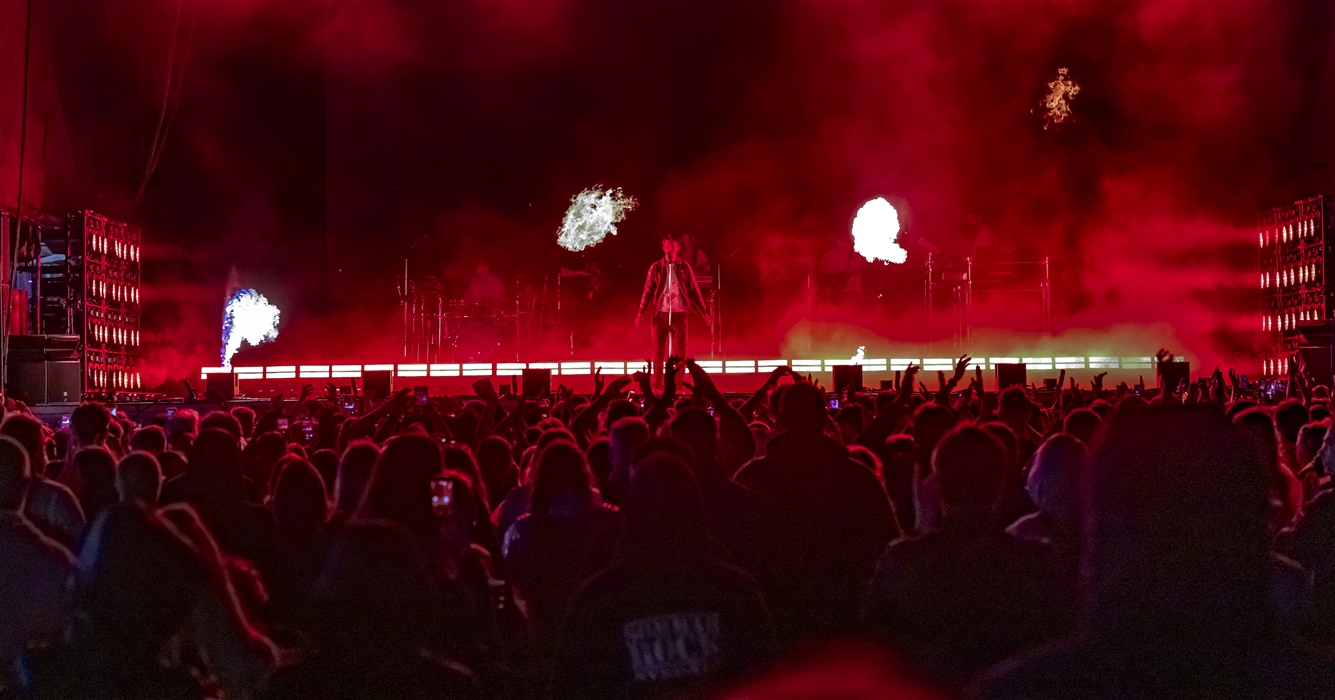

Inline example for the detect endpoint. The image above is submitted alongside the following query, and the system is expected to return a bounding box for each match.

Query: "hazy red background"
[4,0,1335,386]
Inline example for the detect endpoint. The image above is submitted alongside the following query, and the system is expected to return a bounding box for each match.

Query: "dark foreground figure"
[1,358,1334,698]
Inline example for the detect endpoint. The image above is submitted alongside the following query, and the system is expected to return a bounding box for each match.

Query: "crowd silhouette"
[0,354,1334,698]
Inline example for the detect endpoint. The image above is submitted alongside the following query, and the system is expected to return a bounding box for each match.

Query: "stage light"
[221,289,280,368]
[851,198,907,265]
[556,186,637,252]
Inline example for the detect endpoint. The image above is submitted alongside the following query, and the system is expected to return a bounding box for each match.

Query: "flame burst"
[557,186,638,252]
[1038,67,1080,130]
[222,289,280,368]
[851,198,907,264]
[850,346,866,363]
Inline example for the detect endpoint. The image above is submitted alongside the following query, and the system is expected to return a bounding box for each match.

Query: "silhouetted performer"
[635,236,710,386]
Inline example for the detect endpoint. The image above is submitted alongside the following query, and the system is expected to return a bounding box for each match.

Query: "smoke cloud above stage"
[13,1,1335,385]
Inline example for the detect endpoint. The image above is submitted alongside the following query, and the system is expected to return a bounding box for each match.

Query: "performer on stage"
[464,262,506,306]
[636,235,710,386]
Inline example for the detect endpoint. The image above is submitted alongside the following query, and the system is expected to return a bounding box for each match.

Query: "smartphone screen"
[165,408,176,418]
[60,415,70,429]
[829,398,840,409]
[430,478,454,516]
[414,386,429,407]
[277,417,289,431]
[300,420,315,442]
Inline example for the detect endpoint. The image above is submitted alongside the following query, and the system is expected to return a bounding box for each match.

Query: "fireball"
[851,198,907,264]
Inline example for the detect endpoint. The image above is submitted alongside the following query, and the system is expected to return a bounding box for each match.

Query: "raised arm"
[686,359,755,472]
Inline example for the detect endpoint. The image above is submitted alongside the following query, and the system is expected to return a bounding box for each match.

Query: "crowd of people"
[1,353,1335,698]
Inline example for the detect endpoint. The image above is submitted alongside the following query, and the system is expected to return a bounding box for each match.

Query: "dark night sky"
[3,0,1335,382]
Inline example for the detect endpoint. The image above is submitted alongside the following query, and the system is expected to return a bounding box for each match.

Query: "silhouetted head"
[116,452,162,506]
[309,520,440,652]
[334,441,379,515]
[1297,421,1327,471]
[200,411,243,442]
[271,459,329,542]
[1232,409,1279,473]
[998,387,1031,433]
[932,425,1007,519]
[75,447,119,520]
[606,398,640,429]
[624,452,706,558]
[230,406,256,439]
[71,402,112,450]
[1275,399,1308,444]
[609,417,651,478]
[912,402,957,459]
[1026,433,1089,533]
[1063,408,1103,447]
[0,436,30,511]
[358,434,439,532]
[666,407,718,468]
[779,382,829,432]
[187,429,247,501]
[128,424,166,455]
[530,441,594,518]
[1,413,47,476]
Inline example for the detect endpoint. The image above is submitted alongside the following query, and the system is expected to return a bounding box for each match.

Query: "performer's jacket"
[639,259,708,316]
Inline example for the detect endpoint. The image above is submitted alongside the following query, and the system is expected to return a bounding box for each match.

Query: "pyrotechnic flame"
[850,346,866,363]
[556,186,638,252]
[851,198,907,264]
[1037,67,1080,130]
[221,289,280,368]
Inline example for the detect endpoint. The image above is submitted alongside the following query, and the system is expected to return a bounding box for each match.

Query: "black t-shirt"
[551,555,777,700]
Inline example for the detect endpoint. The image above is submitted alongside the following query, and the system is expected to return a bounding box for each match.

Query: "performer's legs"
[672,314,688,362]
[652,312,670,384]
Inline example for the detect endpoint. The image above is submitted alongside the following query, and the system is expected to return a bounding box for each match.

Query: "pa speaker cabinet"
[833,365,863,395]
[996,363,1027,391]
[363,370,393,401]
[206,372,238,400]
[522,368,551,399]
[1156,361,1190,393]
[7,359,80,404]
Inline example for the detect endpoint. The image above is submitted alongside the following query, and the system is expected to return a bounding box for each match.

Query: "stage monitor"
[833,365,863,395]
[363,370,393,401]
[206,372,238,400]
[1157,361,1190,393]
[996,363,1026,391]
[522,368,552,399]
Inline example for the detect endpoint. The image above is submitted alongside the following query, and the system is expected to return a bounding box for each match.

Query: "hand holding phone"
[430,477,455,516]
[414,386,429,407]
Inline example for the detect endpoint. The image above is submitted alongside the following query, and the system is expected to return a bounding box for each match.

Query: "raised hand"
[634,371,654,398]
[664,356,683,397]
[606,375,635,397]
[324,382,339,404]
[685,359,723,403]
[1092,372,1107,398]
[950,355,971,386]
[298,383,314,404]
[592,367,605,397]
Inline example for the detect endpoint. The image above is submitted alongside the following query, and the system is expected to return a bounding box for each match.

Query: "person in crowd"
[552,454,776,700]
[976,407,1335,698]
[477,435,519,511]
[331,440,378,527]
[259,521,481,699]
[503,441,622,659]
[735,381,897,643]
[1234,408,1304,533]
[128,424,167,455]
[0,436,73,693]
[160,428,277,568]
[265,459,331,632]
[57,402,114,498]
[865,426,1070,691]
[72,446,119,528]
[2,413,85,548]
[116,452,162,507]
[1005,433,1087,571]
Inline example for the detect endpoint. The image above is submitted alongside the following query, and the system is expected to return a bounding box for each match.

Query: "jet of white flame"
[851,198,907,264]
[221,289,280,368]
[556,186,638,252]
[1038,67,1080,130]
[850,346,866,363]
